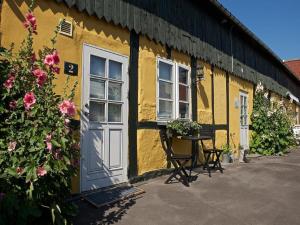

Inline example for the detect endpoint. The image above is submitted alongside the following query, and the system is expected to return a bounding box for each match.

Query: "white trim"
[287,91,299,103]
[156,57,191,121]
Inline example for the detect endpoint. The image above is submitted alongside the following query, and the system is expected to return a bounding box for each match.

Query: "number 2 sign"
[64,62,78,76]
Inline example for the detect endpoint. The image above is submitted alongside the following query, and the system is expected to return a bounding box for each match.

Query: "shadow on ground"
[73,196,142,225]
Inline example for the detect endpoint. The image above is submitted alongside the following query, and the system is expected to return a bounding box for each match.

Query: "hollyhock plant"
[44,50,60,67]
[3,75,15,90]
[46,142,52,152]
[23,12,37,34]
[36,166,47,177]
[59,100,76,117]
[23,92,36,110]
[9,100,17,110]
[7,141,17,152]
[33,68,47,87]
[0,3,79,224]
[16,167,24,175]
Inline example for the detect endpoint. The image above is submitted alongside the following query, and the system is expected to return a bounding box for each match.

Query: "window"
[89,55,123,123]
[157,58,191,121]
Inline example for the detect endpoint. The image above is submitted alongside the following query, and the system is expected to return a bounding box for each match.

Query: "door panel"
[240,92,249,150]
[81,44,128,192]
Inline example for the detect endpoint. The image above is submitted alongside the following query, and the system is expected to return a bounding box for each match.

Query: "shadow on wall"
[7,0,130,45]
[197,81,209,109]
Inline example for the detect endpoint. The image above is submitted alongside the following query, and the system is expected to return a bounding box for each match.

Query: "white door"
[81,44,128,192]
[240,92,249,150]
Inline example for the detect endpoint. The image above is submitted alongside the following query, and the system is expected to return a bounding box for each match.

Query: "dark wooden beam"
[191,56,197,121]
[166,45,172,59]
[226,72,230,145]
[128,30,139,178]
[211,66,215,129]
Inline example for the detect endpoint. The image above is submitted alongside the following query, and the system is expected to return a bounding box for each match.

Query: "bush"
[0,4,79,225]
[250,82,295,155]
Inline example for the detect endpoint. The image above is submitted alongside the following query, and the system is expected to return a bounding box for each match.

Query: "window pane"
[108,104,122,122]
[179,84,188,101]
[159,61,172,81]
[89,101,105,122]
[159,81,173,99]
[90,78,105,99]
[179,102,189,119]
[108,82,122,101]
[179,67,188,84]
[109,60,122,80]
[90,55,105,77]
[158,100,173,119]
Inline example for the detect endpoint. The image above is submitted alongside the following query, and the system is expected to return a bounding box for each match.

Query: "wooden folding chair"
[159,129,193,186]
[199,126,224,177]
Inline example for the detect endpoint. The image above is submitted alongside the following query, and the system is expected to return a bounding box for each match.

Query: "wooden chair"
[199,126,224,177]
[159,129,193,186]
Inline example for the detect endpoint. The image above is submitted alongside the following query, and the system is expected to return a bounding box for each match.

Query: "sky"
[218,0,300,61]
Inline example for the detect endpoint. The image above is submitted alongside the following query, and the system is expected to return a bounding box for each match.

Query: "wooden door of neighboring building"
[240,92,249,153]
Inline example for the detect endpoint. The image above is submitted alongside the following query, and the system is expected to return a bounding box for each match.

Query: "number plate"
[64,62,78,76]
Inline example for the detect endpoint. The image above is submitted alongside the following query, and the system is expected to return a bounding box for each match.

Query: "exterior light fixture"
[196,64,205,81]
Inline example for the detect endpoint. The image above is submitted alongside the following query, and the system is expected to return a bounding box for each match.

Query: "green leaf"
[52,140,61,148]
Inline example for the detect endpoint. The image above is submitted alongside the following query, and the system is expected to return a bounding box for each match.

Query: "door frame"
[239,91,249,150]
[80,43,129,193]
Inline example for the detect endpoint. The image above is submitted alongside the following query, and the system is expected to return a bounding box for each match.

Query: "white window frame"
[156,57,191,122]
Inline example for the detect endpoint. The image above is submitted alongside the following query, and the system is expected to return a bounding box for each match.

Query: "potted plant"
[221,144,232,163]
[166,119,201,138]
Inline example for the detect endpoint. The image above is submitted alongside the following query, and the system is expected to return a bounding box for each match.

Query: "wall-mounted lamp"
[196,64,205,81]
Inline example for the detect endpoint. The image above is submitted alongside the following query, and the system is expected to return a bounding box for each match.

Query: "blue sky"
[218,0,300,61]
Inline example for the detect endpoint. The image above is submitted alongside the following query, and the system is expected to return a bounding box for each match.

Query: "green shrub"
[166,119,201,137]
[0,3,79,225]
[250,82,295,155]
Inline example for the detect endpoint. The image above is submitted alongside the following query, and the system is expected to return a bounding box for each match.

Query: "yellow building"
[1,0,299,193]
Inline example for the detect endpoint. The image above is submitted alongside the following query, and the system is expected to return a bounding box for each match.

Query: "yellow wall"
[1,0,131,193]
[137,36,192,175]
[197,61,213,124]
[1,0,260,189]
[229,75,254,158]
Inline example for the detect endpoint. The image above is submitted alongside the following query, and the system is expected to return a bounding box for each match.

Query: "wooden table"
[176,135,212,170]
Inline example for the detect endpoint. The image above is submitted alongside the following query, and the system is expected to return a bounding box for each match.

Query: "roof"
[55,0,299,97]
[284,59,300,80]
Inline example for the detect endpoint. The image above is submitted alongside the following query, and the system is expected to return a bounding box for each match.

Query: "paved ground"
[74,148,300,225]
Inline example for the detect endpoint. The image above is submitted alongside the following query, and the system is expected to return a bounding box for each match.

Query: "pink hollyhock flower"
[46,142,52,152]
[16,167,24,175]
[31,52,36,63]
[37,73,47,87]
[8,141,17,152]
[32,69,47,87]
[23,12,37,33]
[23,92,36,110]
[44,54,54,66]
[59,100,76,117]
[51,66,60,74]
[36,166,47,177]
[52,51,60,65]
[44,51,60,67]
[9,100,17,110]
[3,75,15,90]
